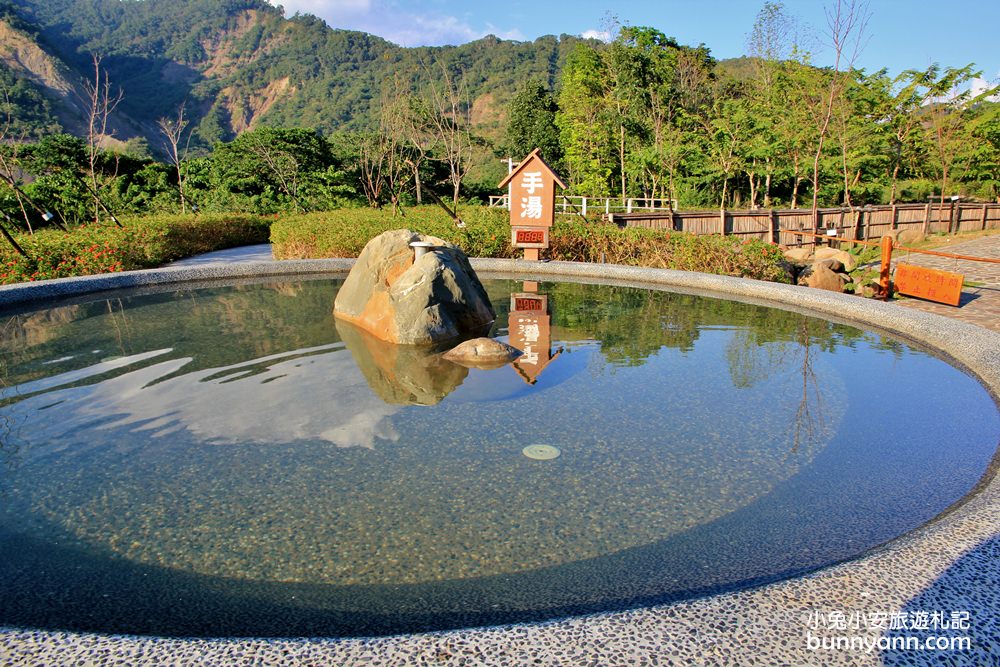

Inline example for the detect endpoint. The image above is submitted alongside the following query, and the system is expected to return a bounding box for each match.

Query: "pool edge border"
[2,259,999,666]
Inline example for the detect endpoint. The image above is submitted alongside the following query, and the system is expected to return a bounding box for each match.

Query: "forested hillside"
[0,0,583,148]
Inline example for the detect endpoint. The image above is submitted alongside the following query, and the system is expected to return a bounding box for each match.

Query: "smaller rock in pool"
[442,337,522,369]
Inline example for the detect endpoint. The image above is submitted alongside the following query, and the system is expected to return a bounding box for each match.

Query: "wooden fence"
[489,194,677,216]
[607,202,1000,245]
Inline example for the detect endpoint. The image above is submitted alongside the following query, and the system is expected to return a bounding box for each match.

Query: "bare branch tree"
[157,102,191,214]
[81,55,123,225]
[245,132,308,213]
[397,93,434,205]
[423,61,473,209]
[809,0,870,232]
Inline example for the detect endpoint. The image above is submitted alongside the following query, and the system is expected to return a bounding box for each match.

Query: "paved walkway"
[167,244,273,266]
[892,234,1000,332]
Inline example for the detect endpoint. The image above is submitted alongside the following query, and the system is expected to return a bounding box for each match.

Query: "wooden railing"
[605,202,1000,245]
[489,194,677,216]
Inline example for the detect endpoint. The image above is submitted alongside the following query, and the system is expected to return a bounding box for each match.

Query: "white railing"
[488,195,676,216]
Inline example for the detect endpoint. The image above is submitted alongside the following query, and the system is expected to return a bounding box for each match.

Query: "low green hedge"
[271,206,791,283]
[0,214,270,285]
[0,207,791,286]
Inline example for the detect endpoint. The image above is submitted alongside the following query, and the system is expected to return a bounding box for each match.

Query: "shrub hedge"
[271,206,791,283]
[0,206,791,286]
[0,214,270,285]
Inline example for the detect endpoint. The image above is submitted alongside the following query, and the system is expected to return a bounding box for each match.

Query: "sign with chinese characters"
[511,226,549,249]
[498,148,567,260]
[894,263,964,307]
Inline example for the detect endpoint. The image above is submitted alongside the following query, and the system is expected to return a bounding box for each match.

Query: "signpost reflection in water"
[508,281,562,384]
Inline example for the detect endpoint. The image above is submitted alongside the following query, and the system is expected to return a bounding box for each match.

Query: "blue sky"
[271,0,999,86]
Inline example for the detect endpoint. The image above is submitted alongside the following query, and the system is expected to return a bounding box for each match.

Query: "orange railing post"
[879,235,894,300]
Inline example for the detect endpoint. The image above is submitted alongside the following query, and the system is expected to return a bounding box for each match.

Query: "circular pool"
[0,263,997,640]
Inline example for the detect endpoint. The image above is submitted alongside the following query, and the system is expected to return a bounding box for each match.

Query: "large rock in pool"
[334,229,495,345]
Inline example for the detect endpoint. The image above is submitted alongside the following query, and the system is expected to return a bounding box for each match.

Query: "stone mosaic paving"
[894,234,1000,332]
[1,259,999,666]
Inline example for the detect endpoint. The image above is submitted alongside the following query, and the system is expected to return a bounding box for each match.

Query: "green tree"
[876,66,938,204]
[556,44,615,196]
[922,64,995,204]
[964,102,1000,201]
[209,126,334,213]
[501,81,562,167]
[20,134,92,225]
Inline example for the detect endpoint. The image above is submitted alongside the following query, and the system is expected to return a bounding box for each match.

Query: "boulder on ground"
[897,229,926,245]
[334,229,495,345]
[806,264,848,292]
[814,258,845,273]
[814,247,857,272]
[442,337,522,369]
[783,247,814,265]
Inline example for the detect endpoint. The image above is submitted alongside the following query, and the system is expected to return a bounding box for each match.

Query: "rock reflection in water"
[335,319,470,406]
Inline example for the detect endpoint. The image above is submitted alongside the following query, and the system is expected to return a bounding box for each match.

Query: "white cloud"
[580,29,611,42]
[10,346,402,452]
[368,13,523,46]
[273,0,372,20]
[268,0,522,46]
[970,76,1000,102]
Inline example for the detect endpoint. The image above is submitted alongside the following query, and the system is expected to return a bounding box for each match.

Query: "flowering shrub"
[0,214,270,285]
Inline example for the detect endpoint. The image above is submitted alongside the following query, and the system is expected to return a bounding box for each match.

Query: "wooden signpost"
[498,148,567,261]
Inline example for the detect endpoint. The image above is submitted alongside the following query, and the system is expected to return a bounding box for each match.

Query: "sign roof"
[497,148,567,190]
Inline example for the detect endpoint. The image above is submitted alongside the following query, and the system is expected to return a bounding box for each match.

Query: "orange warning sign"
[894,263,964,307]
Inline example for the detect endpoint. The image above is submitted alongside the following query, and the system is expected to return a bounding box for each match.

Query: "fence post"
[720,209,727,235]
[770,209,779,244]
[879,235,894,300]
[981,203,988,231]
[582,197,587,217]
[948,198,958,233]
[922,202,931,236]
[891,204,898,230]
[605,199,610,215]
[627,198,633,213]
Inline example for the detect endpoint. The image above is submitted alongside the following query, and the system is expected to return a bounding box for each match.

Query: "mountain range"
[0,0,597,154]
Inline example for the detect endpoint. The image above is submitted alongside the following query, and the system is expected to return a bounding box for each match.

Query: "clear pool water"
[0,278,997,637]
